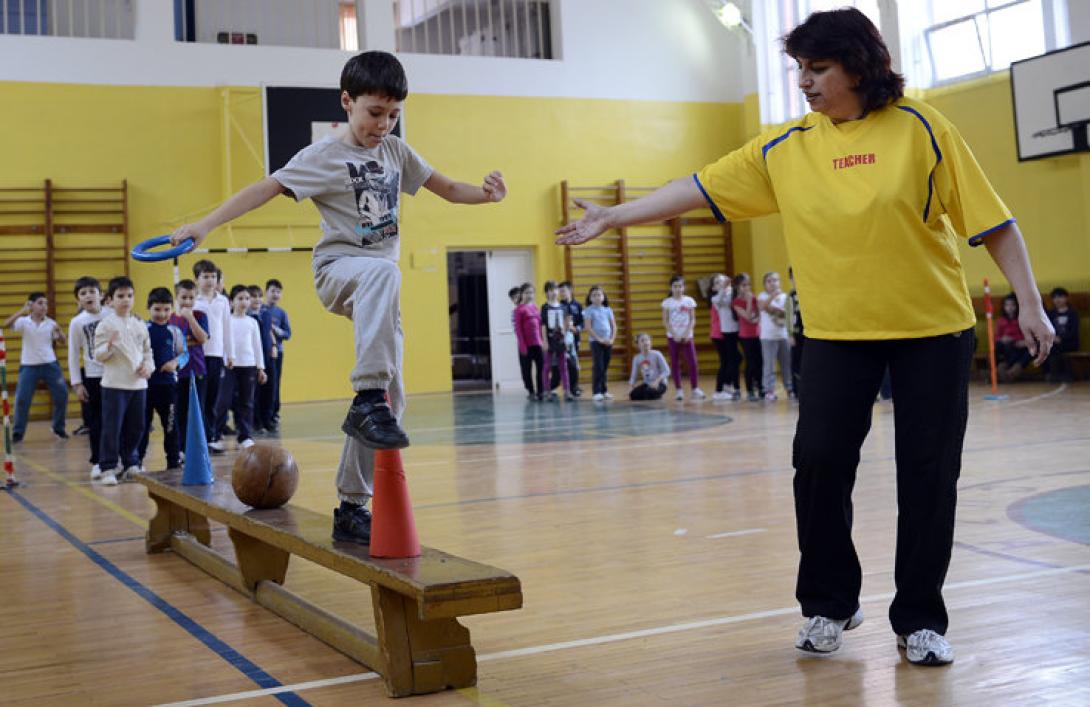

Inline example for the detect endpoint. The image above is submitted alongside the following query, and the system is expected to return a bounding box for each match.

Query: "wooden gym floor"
[2,380,1089,706]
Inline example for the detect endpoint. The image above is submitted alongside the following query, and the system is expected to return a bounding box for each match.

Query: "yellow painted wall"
[0,81,744,400]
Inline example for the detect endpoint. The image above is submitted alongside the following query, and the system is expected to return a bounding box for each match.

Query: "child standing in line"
[558,281,583,397]
[93,277,153,486]
[261,278,291,429]
[172,51,506,544]
[247,284,273,431]
[661,275,704,401]
[68,277,105,477]
[583,285,616,401]
[628,333,671,400]
[217,285,267,449]
[733,273,763,402]
[540,281,572,401]
[515,283,545,401]
[170,279,209,450]
[191,259,233,452]
[4,292,69,442]
[510,286,535,398]
[1045,287,1080,382]
[758,271,793,401]
[138,287,186,471]
[710,273,740,401]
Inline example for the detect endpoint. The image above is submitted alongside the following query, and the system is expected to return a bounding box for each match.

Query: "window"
[1,0,135,40]
[393,0,554,59]
[925,0,1051,85]
[339,0,357,51]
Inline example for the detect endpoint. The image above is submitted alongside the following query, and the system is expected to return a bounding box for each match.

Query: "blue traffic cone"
[182,377,214,485]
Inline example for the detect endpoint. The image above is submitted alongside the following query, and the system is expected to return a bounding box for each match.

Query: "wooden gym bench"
[134,470,523,698]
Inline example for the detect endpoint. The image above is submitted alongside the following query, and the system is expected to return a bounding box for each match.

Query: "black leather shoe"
[342,399,409,449]
[332,505,372,544]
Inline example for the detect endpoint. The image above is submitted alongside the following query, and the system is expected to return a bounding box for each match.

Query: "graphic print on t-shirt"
[345,160,401,246]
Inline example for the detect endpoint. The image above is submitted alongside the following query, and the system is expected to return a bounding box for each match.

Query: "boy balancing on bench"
[171,51,506,544]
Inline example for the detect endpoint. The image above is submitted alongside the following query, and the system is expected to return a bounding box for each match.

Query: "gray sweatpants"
[761,338,793,395]
[314,255,406,505]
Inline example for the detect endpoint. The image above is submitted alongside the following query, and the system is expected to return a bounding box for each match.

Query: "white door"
[485,249,534,391]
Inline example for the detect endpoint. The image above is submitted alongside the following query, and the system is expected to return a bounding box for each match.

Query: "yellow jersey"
[695,97,1012,340]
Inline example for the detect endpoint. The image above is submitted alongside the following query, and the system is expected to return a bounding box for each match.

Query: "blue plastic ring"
[131,235,196,262]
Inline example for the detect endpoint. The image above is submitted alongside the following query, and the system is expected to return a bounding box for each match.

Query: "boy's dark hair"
[543,280,557,294]
[585,285,610,308]
[247,285,262,297]
[147,287,174,307]
[193,259,217,277]
[175,278,197,294]
[266,278,283,290]
[107,276,134,297]
[783,8,904,114]
[341,51,408,101]
[559,281,572,290]
[1050,287,1069,298]
[229,284,250,301]
[508,286,521,300]
[27,291,46,303]
[73,276,101,297]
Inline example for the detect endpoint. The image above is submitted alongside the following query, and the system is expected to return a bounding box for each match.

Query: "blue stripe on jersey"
[692,173,726,223]
[761,126,813,160]
[896,105,943,222]
[968,217,1016,247]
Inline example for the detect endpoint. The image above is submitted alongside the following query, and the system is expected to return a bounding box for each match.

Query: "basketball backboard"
[1010,41,1090,161]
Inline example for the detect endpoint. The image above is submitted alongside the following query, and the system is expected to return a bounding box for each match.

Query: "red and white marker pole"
[0,332,17,487]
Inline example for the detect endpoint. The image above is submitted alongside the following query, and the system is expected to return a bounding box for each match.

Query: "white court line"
[153,562,1090,707]
[706,528,767,539]
[994,383,1069,410]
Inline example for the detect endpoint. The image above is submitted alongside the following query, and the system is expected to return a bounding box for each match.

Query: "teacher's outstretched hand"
[555,176,706,246]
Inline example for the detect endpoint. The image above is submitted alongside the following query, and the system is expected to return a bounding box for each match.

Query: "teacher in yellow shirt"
[557,8,1053,667]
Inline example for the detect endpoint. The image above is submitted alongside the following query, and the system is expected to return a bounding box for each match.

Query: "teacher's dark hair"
[783,8,904,114]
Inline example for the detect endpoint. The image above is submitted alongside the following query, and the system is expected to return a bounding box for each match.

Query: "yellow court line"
[456,687,513,707]
[18,456,146,528]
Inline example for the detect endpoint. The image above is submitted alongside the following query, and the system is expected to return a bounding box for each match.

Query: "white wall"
[0,0,750,103]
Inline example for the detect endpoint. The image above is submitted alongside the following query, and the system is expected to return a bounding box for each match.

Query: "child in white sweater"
[93,277,153,485]
[213,285,267,449]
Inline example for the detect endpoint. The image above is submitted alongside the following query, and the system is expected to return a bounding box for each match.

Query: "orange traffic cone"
[369,449,421,558]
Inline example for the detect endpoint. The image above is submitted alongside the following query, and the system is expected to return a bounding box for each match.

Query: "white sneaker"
[898,630,954,665]
[239,438,255,449]
[712,391,728,401]
[796,608,864,653]
[208,440,225,452]
[692,388,706,400]
[603,392,614,400]
[121,465,142,481]
[101,472,119,486]
[592,393,604,402]
[90,464,102,481]
[675,390,684,401]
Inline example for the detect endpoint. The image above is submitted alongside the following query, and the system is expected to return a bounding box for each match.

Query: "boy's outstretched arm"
[170,177,285,247]
[423,170,506,204]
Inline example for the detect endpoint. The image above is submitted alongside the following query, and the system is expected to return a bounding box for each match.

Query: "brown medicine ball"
[231,445,299,509]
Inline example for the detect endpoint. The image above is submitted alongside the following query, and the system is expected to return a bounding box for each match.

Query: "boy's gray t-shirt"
[272,135,433,263]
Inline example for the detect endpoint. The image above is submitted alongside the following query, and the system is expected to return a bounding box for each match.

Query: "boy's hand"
[108,331,120,349]
[271,347,279,360]
[74,383,89,403]
[162,359,179,373]
[136,364,151,379]
[482,171,506,202]
[171,222,209,248]
[258,370,268,385]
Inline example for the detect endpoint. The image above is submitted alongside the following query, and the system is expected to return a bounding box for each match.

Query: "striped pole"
[0,331,17,488]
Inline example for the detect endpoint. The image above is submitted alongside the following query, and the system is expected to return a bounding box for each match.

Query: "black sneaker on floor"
[332,505,372,544]
[53,429,69,440]
[342,398,409,449]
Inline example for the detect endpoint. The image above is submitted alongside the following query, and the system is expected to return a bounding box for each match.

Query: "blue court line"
[2,488,310,707]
